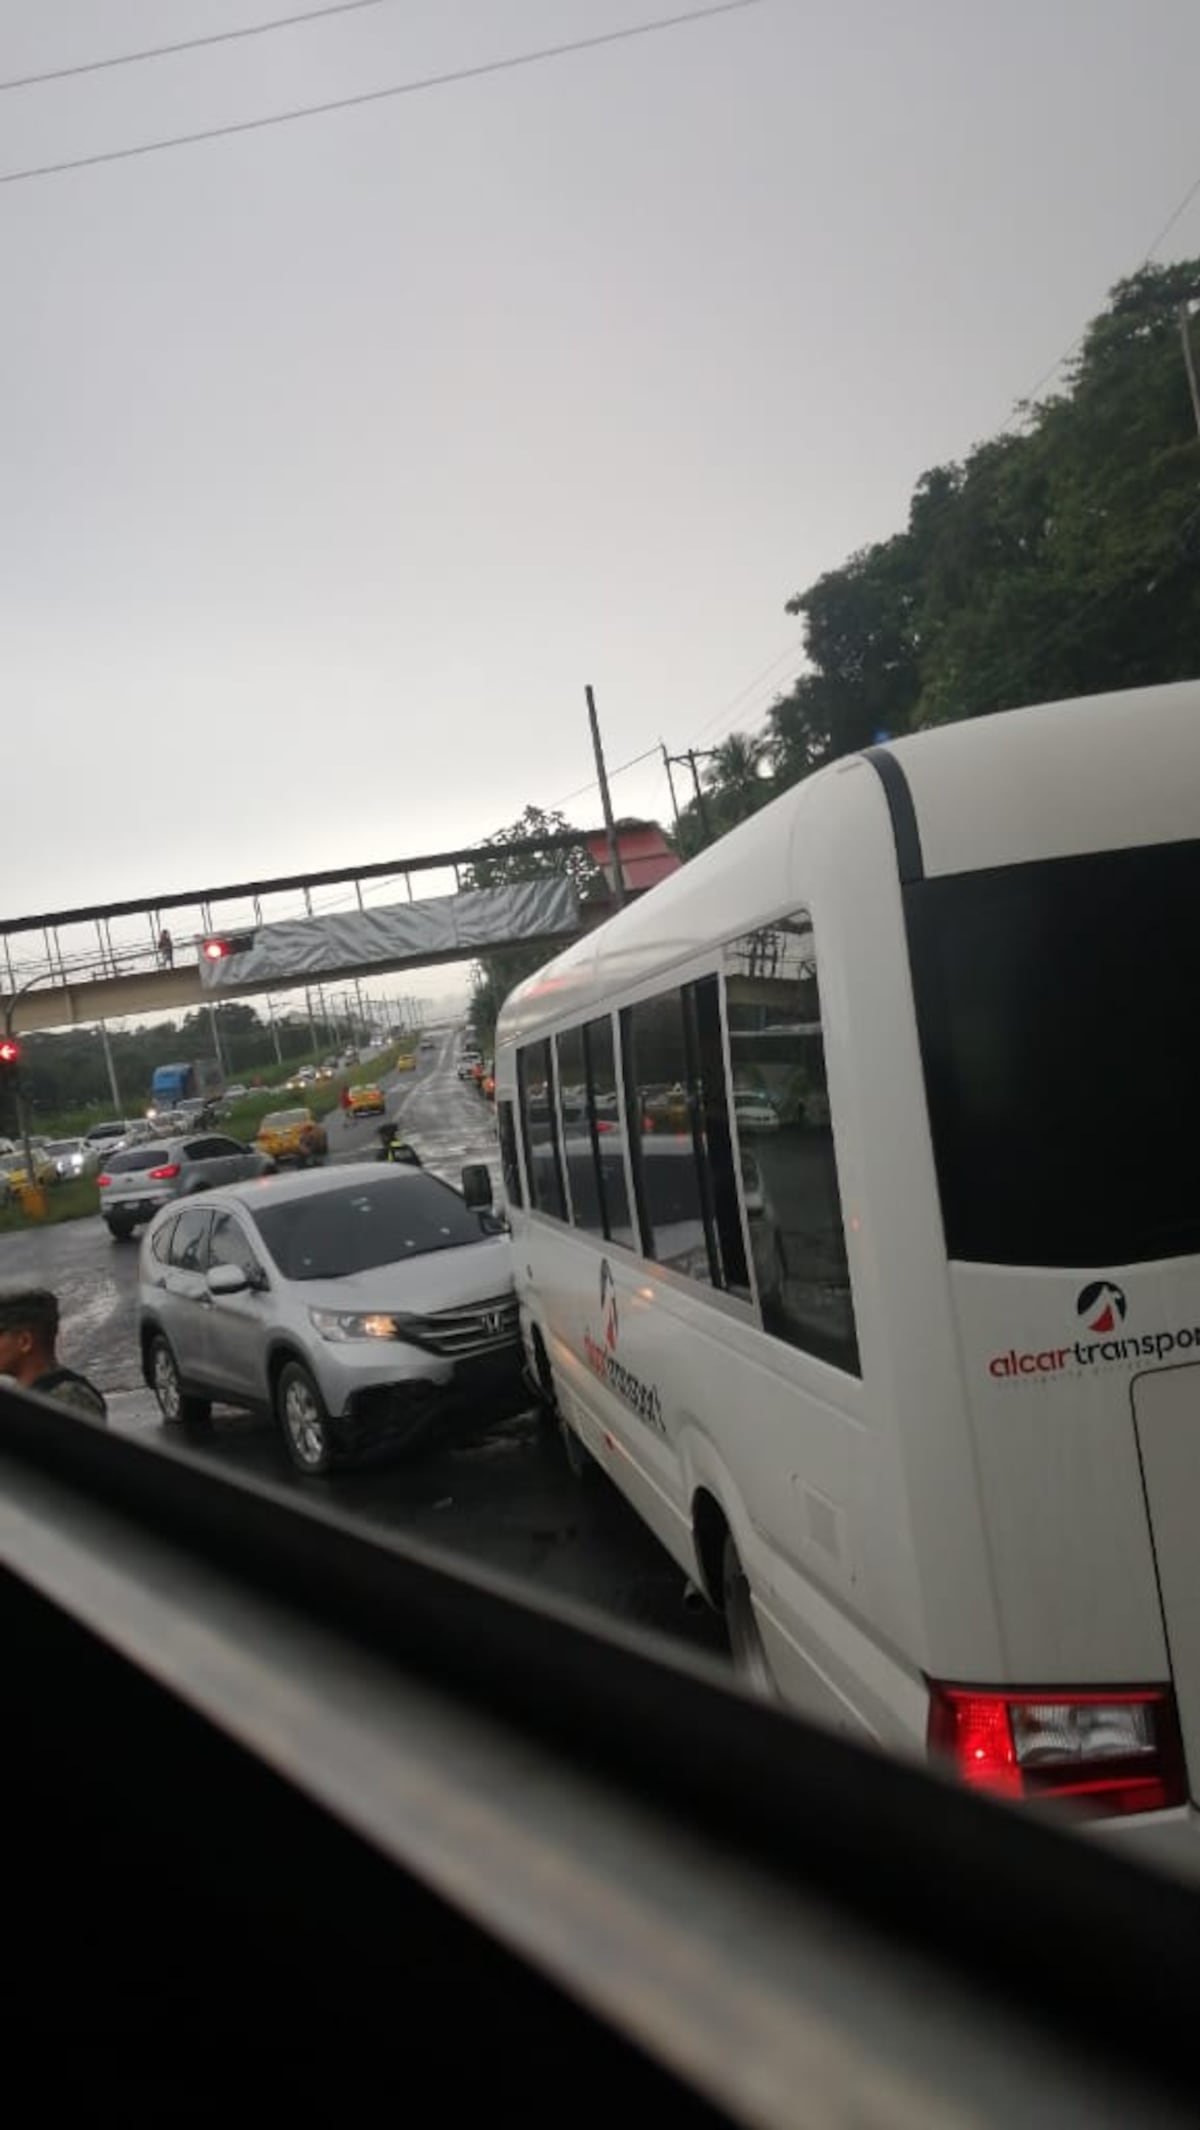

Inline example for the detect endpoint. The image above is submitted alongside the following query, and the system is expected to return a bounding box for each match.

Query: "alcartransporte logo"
[988,1282,1200,1381]
[582,1257,665,1436]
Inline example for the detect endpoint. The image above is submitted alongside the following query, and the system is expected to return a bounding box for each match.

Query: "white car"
[733,1089,779,1133]
[137,1162,521,1475]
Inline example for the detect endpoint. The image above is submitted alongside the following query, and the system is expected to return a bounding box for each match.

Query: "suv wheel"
[276,1360,337,1476]
[105,1216,137,1242]
[149,1335,212,1431]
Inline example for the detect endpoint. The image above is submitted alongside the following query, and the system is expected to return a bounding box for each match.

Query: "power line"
[1001,158,1200,428]
[0,0,399,95]
[688,636,803,745]
[550,743,662,813]
[0,0,770,189]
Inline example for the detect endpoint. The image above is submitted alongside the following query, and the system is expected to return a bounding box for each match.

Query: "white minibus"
[494,681,1200,1845]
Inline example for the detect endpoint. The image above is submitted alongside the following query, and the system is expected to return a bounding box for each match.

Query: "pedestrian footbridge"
[1,826,679,1032]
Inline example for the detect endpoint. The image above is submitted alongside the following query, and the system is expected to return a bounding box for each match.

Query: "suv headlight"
[309,1309,398,1342]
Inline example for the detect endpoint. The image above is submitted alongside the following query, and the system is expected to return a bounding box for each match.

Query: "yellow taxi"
[255,1107,327,1167]
[394,1052,416,1073]
[0,1148,59,1200]
[346,1082,387,1118]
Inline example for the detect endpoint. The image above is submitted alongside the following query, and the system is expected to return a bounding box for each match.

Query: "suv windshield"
[907,838,1200,1267]
[251,1174,487,1280]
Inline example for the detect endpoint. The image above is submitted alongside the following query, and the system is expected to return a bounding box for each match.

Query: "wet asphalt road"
[0,1032,728,1662]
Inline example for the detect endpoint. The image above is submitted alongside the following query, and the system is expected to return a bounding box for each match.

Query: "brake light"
[97,1173,111,1188]
[928,1684,1186,1818]
[147,1163,181,1180]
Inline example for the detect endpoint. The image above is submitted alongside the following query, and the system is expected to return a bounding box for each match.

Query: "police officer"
[0,1286,108,1421]
[377,1122,423,1167]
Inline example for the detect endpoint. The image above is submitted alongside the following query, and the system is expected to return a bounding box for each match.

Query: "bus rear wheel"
[721,1535,775,1698]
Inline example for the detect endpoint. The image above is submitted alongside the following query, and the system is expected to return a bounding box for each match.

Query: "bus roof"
[498,680,1200,1046]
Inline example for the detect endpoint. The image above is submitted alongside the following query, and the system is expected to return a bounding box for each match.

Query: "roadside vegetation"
[0,1042,410,1232]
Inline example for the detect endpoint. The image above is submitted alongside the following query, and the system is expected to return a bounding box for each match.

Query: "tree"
[464,805,601,1043]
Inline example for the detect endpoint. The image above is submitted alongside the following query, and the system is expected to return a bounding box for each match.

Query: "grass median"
[0,1046,411,1232]
[0,1176,101,1235]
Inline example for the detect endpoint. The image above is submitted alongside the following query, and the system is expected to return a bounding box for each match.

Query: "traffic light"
[200,932,255,962]
[0,1036,20,1067]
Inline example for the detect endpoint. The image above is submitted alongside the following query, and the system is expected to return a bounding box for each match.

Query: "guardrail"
[1,1380,1197,2124]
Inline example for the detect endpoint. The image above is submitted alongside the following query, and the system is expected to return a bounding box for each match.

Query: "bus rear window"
[907,840,1200,1267]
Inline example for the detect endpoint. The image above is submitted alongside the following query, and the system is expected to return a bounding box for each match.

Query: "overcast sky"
[5,0,1200,933]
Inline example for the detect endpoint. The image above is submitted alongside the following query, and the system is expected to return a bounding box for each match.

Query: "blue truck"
[149,1058,225,1116]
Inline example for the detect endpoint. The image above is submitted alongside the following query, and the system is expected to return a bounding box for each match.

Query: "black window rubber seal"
[864,746,924,885]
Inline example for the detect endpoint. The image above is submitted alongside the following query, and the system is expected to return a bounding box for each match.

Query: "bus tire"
[721,1534,776,1698]
[562,1418,600,1490]
[529,1327,559,1432]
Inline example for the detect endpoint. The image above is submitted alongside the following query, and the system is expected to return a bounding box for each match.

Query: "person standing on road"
[0,1286,108,1421]
[340,1082,352,1116]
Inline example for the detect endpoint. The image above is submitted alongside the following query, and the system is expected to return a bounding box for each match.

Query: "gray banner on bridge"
[196,877,581,990]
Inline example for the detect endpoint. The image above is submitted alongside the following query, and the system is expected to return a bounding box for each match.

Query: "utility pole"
[684,748,714,847]
[1180,302,1200,442]
[97,1019,123,1114]
[585,683,626,911]
[660,741,683,840]
[264,994,284,1067]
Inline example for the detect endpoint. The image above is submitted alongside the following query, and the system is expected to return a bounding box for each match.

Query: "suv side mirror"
[207,1263,249,1297]
[461,1162,493,1209]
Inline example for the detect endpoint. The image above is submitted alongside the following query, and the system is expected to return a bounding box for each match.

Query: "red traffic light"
[200,931,255,963]
[0,1037,20,1066]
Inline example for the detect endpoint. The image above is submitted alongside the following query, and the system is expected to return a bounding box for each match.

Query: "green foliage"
[672,259,1200,857]
[465,805,601,1044]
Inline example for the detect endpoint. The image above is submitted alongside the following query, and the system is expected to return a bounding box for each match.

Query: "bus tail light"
[928,1684,1186,1818]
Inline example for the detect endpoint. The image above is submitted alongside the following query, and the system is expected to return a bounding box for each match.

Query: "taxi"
[346,1082,387,1119]
[255,1107,328,1167]
[394,1052,417,1073]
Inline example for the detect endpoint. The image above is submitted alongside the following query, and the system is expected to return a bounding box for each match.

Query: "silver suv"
[100,1133,272,1240]
[137,1162,521,1475]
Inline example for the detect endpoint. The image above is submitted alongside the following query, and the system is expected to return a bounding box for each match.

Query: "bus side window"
[584,1014,635,1249]
[723,915,860,1375]
[497,1098,524,1209]
[622,989,719,1289]
[555,1024,601,1231]
[517,1039,567,1222]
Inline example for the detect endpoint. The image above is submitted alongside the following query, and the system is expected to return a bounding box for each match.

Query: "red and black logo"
[599,1257,619,1350]
[1076,1281,1127,1335]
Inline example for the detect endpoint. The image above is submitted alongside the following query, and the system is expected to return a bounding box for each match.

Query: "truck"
[149,1059,224,1116]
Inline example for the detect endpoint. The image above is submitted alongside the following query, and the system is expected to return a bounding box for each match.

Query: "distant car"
[394,1053,416,1074]
[346,1082,387,1118]
[43,1137,88,1180]
[419,1036,436,1053]
[224,1083,248,1103]
[80,1120,133,1167]
[733,1089,779,1134]
[255,1107,327,1168]
[295,1065,317,1084]
[456,1054,481,1081]
[137,1163,522,1476]
[98,1134,273,1240]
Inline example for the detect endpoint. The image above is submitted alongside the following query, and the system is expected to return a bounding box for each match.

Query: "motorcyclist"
[377,1121,423,1167]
